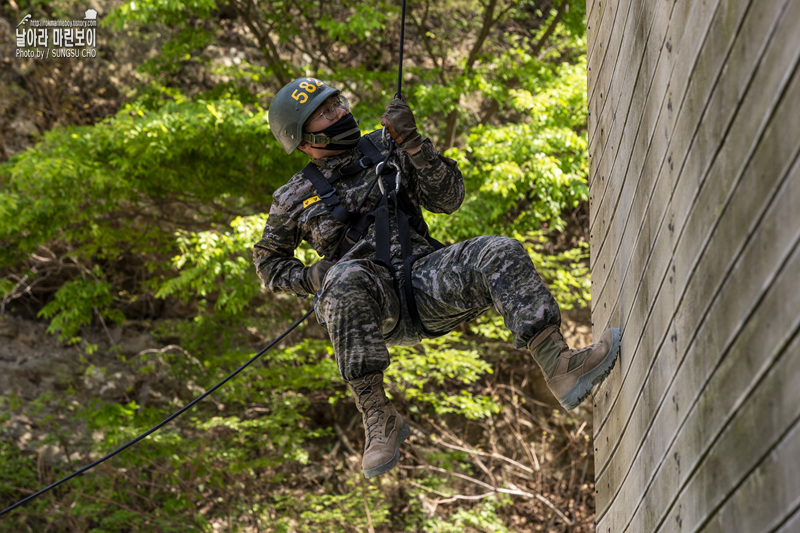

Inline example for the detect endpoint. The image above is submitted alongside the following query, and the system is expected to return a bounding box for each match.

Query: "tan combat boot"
[347,372,410,478]
[528,326,621,410]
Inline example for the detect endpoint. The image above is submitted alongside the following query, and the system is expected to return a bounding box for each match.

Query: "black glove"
[381,97,424,151]
[304,259,334,293]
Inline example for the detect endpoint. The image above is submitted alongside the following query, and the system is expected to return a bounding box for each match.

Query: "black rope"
[0,308,314,518]
[397,0,407,99]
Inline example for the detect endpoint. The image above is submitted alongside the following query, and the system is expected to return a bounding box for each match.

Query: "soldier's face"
[298,97,353,158]
[305,97,350,137]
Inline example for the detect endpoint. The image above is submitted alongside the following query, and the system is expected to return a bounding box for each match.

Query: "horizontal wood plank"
[598,142,800,528]
[587,0,614,112]
[589,0,711,274]
[610,213,800,532]
[600,78,800,533]
[657,255,800,533]
[594,10,800,522]
[590,0,751,319]
[776,508,800,533]
[595,15,800,478]
[698,388,800,533]
[588,0,668,227]
[587,0,626,145]
[591,0,793,437]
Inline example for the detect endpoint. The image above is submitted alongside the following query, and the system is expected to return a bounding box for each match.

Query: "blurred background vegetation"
[0,0,596,530]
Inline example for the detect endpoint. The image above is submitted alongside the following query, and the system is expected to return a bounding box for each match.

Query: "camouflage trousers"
[315,235,562,382]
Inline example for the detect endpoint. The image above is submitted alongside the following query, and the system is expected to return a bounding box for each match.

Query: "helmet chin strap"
[303,114,362,150]
[302,126,362,148]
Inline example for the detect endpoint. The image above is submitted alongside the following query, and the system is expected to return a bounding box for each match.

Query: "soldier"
[253,78,621,479]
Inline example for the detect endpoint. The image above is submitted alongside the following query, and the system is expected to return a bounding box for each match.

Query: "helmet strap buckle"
[303,132,331,145]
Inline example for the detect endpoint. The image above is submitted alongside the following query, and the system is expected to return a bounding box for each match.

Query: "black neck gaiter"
[308,114,362,151]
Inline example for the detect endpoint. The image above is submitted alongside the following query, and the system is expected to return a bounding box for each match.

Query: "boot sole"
[363,418,411,479]
[559,327,622,410]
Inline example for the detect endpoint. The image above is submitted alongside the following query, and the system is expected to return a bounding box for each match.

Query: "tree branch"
[228,0,289,85]
[434,437,536,474]
[531,0,567,59]
[409,12,447,85]
[464,0,499,76]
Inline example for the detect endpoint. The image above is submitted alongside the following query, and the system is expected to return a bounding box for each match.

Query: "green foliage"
[533,237,592,311]
[519,230,592,312]
[157,215,268,317]
[191,339,338,468]
[388,334,500,420]
[4,0,78,20]
[428,58,589,241]
[0,92,288,267]
[414,497,513,533]
[271,479,391,532]
[138,27,216,76]
[0,279,17,299]
[469,232,590,343]
[105,0,218,29]
[0,443,49,520]
[316,1,390,42]
[0,90,296,346]
[38,272,125,343]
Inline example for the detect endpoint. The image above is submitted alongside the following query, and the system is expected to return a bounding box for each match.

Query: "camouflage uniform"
[253,131,561,381]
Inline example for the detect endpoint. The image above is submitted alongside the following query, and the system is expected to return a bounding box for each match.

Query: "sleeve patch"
[303,195,321,208]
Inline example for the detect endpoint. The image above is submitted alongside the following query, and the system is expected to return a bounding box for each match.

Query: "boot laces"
[565,343,596,372]
[552,329,569,351]
[353,380,386,446]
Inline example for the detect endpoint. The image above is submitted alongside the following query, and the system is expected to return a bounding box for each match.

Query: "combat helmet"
[269,77,340,154]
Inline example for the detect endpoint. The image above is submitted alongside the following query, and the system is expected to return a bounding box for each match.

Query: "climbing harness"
[302,136,441,259]
[301,133,444,336]
[0,309,314,518]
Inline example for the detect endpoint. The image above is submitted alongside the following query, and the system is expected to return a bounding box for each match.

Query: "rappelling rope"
[397,0,407,99]
[0,308,314,517]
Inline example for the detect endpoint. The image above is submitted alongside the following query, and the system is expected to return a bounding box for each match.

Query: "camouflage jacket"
[253,130,464,297]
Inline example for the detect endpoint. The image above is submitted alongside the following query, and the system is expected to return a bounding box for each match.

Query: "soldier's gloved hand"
[381,97,424,152]
[305,259,334,293]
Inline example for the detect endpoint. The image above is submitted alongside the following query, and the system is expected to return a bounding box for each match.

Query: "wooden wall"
[585,0,800,530]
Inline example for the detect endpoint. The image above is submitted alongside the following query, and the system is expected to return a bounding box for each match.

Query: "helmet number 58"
[291,89,308,104]
[291,78,323,105]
